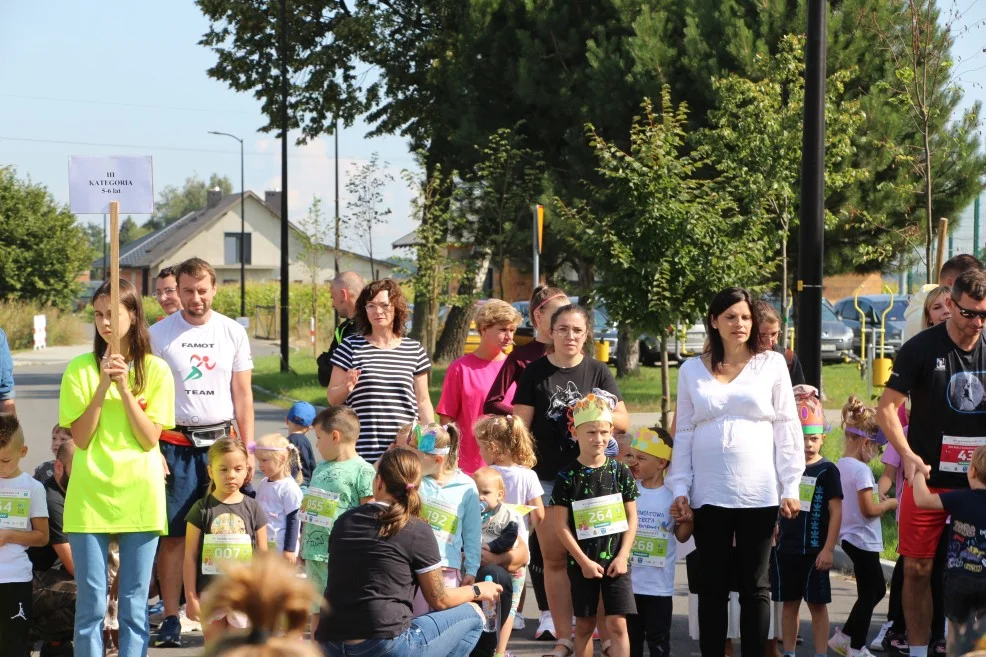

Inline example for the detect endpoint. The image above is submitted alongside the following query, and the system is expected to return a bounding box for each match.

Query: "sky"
[1,1,985,263]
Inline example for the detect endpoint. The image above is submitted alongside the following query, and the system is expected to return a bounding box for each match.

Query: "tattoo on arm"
[428,568,450,608]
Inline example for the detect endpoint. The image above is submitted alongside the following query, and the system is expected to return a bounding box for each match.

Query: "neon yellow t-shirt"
[59,352,175,534]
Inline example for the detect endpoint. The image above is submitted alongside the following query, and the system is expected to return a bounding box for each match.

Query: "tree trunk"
[616,323,639,378]
[577,260,595,310]
[660,335,672,429]
[924,126,935,283]
[781,232,789,349]
[433,251,492,364]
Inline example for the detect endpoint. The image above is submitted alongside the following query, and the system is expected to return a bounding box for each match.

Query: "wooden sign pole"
[109,201,121,356]
[935,217,949,282]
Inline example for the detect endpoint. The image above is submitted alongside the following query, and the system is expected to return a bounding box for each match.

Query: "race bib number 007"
[300,489,341,529]
[940,436,986,474]
[202,534,252,575]
[420,496,459,544]
[572,493,628,541]
[0,489,30,529]
[630,527,669,568]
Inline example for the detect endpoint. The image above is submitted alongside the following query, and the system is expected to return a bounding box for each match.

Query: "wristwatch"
[473,584,482,600]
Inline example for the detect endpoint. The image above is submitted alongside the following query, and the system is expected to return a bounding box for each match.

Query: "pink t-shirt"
[437,353,513,474]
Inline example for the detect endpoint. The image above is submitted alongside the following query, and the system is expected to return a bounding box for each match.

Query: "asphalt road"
[10,339,890,656]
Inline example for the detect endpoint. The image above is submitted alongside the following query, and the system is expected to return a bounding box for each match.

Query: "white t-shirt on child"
[837,457,884,552]
[257,476,304,553]
[491,465,544,506]
[631,482,677,597]
[0,472,48,583]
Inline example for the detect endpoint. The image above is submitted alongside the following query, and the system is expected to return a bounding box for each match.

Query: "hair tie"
[253,445,288,452]
[505,414,513,421]
[531,293,568,315]
[406,483,417,491]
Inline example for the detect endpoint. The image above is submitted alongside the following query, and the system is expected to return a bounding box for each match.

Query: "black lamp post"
[208,130,247,318]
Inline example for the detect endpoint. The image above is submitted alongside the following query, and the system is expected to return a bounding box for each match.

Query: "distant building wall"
[823,272,884,303]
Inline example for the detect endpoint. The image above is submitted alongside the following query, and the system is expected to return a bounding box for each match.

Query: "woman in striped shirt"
[326,279,434,463]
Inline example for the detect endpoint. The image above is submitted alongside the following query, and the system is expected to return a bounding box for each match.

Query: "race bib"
[799,476,817,512]
[420,496,459,544]
[0,489,30,530]
[300,489,341,529]
[572,493,628,540]
[202,534,252,575]
[505,503,536,517]
[940,436,986,474]
[630,527,669,568]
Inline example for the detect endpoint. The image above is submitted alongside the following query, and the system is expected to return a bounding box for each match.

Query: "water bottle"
[481,575,500,633]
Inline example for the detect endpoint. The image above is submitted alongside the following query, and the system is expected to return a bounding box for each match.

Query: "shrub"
[0,302,85,350]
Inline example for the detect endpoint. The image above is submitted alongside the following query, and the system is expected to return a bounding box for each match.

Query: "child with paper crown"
[549,391,639,657]
[775,385,843,657]
[624,427,692,657]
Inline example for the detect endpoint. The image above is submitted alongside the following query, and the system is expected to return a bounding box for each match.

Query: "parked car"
[832,294,907,356]
[763,295,854,362]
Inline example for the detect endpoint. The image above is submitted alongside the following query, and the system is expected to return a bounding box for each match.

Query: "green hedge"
[0,302,84,350]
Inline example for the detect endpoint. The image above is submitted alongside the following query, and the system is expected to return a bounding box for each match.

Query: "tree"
[144,173,233,231]
[343,153,393,277]
[559,90,775,425]
[296,196,333,357]
[119,216,150,246]
[700,35,868,344]
[0,168,93,308]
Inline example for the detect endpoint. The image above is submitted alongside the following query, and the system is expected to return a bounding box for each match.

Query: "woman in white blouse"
[667,287,804,657]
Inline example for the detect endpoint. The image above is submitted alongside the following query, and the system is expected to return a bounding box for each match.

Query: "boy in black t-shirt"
[777,386,843,657]
[551,392,639,657]
[912,444,986,653]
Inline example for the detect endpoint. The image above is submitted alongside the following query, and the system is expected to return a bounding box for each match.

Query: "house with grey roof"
[93,189,395,295]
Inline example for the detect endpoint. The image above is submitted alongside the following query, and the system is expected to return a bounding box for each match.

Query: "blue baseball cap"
[287,401,317,427]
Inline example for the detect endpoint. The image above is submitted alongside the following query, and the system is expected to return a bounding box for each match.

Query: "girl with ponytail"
[408,423,483,612]
[316,448,502,657]
[254,433,304,562]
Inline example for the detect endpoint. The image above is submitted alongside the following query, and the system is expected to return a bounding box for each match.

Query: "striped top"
[330,334,432,462]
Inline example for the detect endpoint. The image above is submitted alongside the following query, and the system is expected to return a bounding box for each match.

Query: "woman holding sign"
[513,303,629,657]
[58,279,175,657]
[316,448,502,657]
[666,287,803,657]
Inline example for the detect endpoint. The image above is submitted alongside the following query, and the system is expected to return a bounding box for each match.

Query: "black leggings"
[692,505,777,657]
[842,541,886,650]
[627,594,672,657]
[886,527,948,640]
[470,564,515,657]
[528,530,549,611]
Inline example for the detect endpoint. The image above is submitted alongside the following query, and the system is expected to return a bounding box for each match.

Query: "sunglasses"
[952,299,986,321]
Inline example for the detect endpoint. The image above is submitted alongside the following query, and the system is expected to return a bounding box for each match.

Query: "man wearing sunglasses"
[877,268,986,657]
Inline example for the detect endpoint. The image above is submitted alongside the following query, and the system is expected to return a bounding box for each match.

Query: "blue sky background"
[1,1,984,261]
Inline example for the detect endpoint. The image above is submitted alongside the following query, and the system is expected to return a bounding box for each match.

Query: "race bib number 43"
[202,534,252,575]
[572,493,628,541]
[420,496,459,544]
[301,489,341,529]
[940,436,986,474]
[0,489,30,529]
[630,527,669,568]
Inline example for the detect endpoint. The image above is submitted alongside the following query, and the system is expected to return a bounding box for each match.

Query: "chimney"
[264,190,283,215]
[206,187,223,209]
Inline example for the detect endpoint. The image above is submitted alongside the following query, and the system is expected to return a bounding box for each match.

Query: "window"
[224,232,252,265]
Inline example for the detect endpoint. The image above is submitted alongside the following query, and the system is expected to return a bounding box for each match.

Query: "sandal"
[542,637,575,657]
[600,639,612,657]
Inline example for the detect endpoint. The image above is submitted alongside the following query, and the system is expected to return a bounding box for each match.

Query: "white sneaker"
[870,621,892,651]
[513,615,526,631]
[178,608,201,633]
[849,647,877,657]
[829,627,851,656]
[535,611,556,641]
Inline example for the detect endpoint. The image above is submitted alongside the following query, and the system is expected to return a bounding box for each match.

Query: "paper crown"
[631,428,672,461]
[570,391,615,429]
[793,384,827,435]
[414,424,450,456]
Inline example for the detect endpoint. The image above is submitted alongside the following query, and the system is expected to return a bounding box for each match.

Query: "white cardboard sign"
[69,155,154,214]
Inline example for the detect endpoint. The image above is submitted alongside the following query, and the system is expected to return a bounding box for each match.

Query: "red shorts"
[898,481,951,559]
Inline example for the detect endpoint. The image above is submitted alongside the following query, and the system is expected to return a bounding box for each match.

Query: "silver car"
[833,294,906,356]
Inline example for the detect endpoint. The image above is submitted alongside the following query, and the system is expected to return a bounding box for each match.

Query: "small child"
[473,466,528,657]
[550,393,639,657]
[829,396,898,657]
[474,414,545,531]
[32,424,72,483]
[183,438,268,643]
[777,386,843,657]
[299,406,375,638]
[0,414,49,656]
[626,427,691,657]
[255,433,305,562]
[409,422,482,614]
[286,401,318,487]
[911,444,986,654]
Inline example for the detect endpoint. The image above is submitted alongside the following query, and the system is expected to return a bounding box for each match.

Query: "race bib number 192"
[420,496,459,544]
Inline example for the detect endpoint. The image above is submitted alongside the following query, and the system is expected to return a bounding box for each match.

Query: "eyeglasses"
[366,302,393,314]
[952,299,986,321]
[553,327,586,337]
[157,287,177,297]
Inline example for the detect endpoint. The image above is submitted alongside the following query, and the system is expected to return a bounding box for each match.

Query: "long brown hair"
[376,448,423,538]
[200,554,323,657]
[92,278,152,396]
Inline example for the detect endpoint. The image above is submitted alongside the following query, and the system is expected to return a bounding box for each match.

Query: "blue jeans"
[322,603,484,657]
[68,531,159,657]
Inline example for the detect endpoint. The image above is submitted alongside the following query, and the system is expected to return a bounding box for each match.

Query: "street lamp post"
[208,130,247,318]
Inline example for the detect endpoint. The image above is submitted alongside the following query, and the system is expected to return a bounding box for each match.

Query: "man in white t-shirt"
[148,257,254,648]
